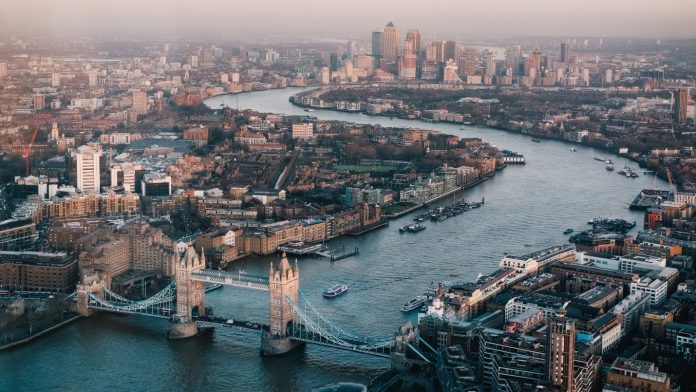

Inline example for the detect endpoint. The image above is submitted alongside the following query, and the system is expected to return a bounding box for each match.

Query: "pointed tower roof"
[386,21,394,27]
[181,245,199,267]
[278,251,291,274]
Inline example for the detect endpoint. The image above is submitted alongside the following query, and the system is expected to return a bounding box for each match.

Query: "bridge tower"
[75,274,105,317]
[261,252,304,355]
[169,245,206,339]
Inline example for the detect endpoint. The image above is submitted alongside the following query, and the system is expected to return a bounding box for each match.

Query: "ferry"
[323,284,348,298]
[563,228,574,235]
[401,296,428,312]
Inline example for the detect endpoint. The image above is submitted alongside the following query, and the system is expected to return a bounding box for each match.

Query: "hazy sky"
[1,0,695,39]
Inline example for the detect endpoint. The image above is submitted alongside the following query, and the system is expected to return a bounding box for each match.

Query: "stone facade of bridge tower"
[261,252,304,355]
[168,245,206,339]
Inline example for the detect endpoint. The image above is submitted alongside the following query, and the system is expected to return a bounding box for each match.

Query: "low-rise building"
[605,358,672,392]
[0,251,79,292]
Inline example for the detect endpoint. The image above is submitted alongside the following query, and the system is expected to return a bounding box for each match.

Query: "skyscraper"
[405,28,421,56]
[371,30,383,59]
[381,22,399,62]
[0,62,7,79]
[547,310,576,391]
[673,88,689,124]
[459,47,478,76]
[329,53,339,72]
[485,53,496,76]
[76,145,101,193]
[560,42,570,63]
[444,41,458,63]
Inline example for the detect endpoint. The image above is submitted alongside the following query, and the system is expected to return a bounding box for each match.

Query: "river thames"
[0,88,669,391]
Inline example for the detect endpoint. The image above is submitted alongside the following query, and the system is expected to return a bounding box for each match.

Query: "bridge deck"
[190,269,269,291]
[196,316,269,332]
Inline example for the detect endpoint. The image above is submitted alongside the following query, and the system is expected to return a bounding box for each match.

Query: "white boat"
[401,296,428,312]
[323,284,348,298]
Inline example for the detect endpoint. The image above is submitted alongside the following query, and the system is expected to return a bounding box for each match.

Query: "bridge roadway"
[287,324,392,358]
[195,315,269,332]
[190,269,269,291]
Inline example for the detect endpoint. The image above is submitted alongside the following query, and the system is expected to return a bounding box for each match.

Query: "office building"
[0,62,7,78]
[75,145,101,193]
[459,47,478,77]
[405,28,421,58]
[381,22,399,62]
[110,163,141,193]
[371,31,382,58]
[560,42,570,63]
[141,173,172,197]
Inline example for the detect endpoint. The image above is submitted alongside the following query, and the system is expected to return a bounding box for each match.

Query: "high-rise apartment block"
[673,88,689,124]
[547,311,576,390]
[132,91,147,115]
[76,145,101,193]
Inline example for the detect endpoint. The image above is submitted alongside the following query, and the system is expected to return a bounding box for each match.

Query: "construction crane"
[22,126,40,176]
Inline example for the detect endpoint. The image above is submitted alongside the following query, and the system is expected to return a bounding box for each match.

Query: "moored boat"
[401,296,428,312]
[407,223,426,232]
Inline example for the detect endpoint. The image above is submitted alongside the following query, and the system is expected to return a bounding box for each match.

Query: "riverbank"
[288,89,661,181]
[383,177,488,219]
[0,314,81,351]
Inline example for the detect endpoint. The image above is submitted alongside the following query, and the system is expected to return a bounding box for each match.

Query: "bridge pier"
[260,333,304,355]
[168,321,199,340]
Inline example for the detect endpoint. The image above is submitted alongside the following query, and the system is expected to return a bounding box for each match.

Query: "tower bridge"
[74,246,400,358]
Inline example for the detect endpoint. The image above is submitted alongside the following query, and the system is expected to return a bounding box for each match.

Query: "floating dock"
[316,246,359,261]
[276,242,327,255]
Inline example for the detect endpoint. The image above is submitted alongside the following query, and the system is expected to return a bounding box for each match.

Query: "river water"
[0,88,668,391]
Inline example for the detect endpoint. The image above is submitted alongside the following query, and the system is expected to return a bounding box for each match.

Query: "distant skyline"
[1,0,696,39]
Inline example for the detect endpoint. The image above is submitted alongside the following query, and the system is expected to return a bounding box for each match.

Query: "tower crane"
[21,126,40,176]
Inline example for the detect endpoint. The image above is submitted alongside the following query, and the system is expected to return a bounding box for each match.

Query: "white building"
[630,276,668,306]
[76,145,101,193]
[110,163,141,193]
[619,254,666,273]
[601,322,623,354]
[612,292,649,337]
